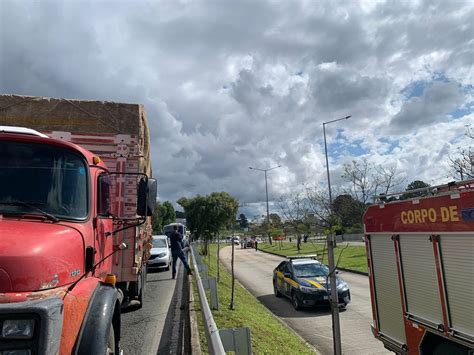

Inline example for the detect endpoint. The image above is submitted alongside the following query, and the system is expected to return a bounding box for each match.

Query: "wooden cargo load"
[0,94,151,176]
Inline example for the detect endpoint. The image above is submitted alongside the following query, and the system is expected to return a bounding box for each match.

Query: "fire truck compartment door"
[370,234,406,345]
[399,234,443,327]
[440,234,474,340]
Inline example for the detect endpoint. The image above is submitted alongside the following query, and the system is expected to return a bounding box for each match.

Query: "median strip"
[192,243,317,354]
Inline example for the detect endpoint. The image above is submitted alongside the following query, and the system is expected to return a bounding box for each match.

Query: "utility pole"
[323,115,351,355]
[249,165,281,245]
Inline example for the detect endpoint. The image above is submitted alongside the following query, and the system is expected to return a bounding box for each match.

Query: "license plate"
[323,296,329,300]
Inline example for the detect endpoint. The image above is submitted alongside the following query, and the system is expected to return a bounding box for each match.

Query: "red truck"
[364,180,474,354]
[0,95,157,354]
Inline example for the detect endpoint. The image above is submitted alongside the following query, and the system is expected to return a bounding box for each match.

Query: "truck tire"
[129,268,145,309]
[106,324,116,355]
[75,285,120,355]
[138,267,146,307]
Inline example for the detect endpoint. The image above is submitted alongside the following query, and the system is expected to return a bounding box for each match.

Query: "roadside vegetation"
[258,241,368,273]
[192,243,316,354]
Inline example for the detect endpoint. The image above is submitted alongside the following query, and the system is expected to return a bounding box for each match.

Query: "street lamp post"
[323,115,351,355]
[249,165,281,244]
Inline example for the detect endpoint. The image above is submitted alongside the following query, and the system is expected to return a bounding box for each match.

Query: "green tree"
[152,201,162,234]
[161,201,176,226]
[333,194,366,232]
[178,192,239,296]
[269,213,282,226]
[401,180,430,200]
[178,192,239,252]
[151,201,176,234]
[175,210,186,218]
[238,213,248,229]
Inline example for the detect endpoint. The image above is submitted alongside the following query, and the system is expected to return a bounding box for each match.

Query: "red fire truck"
[364,180,474,354]
[0,95,157,354]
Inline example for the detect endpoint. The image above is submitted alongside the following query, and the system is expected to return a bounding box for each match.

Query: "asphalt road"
[120,263,185,355]
[220,246,391,355]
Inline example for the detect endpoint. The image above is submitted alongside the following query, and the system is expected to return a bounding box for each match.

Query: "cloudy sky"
[1,0,473,217]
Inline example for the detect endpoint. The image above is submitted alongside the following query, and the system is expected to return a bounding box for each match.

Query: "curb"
[337,267,368,276]
[257,248,369,276]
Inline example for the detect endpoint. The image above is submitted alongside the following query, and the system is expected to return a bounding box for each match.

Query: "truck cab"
[0,127,156,354]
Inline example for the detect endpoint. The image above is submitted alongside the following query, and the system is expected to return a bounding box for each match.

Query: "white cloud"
[0,0,473,213]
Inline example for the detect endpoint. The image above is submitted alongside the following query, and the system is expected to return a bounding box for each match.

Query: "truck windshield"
[0,140,88,220]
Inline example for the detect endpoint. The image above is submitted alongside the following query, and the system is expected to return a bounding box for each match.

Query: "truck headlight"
[2,319,35,339]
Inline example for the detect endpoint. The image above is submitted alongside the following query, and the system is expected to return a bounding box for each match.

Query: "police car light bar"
[287,254,318,260]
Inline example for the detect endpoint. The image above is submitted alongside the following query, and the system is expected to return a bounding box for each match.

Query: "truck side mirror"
[137,177,157,217]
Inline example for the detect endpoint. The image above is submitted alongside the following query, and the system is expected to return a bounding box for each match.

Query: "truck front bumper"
[0,297,64,355]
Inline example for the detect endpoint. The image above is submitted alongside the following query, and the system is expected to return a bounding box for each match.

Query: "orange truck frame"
[0,95,157,354]
[364,180,474,354]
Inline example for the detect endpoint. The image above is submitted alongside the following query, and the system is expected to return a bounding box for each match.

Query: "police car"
[272,255,351,310]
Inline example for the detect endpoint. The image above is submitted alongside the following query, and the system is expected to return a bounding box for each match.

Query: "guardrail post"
[219,327,252,355]
[209,277,219,310]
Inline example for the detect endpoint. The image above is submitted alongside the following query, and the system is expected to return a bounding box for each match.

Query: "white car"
[148,235,171,270]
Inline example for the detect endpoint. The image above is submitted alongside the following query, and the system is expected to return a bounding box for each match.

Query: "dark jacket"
[169,231,184,252]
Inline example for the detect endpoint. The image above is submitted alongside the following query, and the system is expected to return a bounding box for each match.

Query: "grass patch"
[193,244,316,354]
[258,241,368,273]
[191,279,208,352]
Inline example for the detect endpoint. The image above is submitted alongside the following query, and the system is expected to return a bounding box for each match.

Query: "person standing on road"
[255,239,258,251]
[169,225,192,279]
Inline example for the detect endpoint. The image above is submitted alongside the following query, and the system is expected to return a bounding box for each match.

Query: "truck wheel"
[106,324,116,354]
[138,269,145,308]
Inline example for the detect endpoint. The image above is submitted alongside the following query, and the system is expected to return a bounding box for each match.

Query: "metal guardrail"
[190,243,226,355]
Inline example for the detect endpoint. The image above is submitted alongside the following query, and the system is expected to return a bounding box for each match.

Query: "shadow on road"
[257,294,332,318]
[147,268,169,274]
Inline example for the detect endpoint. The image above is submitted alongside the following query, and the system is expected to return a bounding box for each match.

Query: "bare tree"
[276,193,308,251]
[304,185,331,225]
[375,165,406,195]
[342,159,404,203]
[342,159,375,204]
[448,125,474,180]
